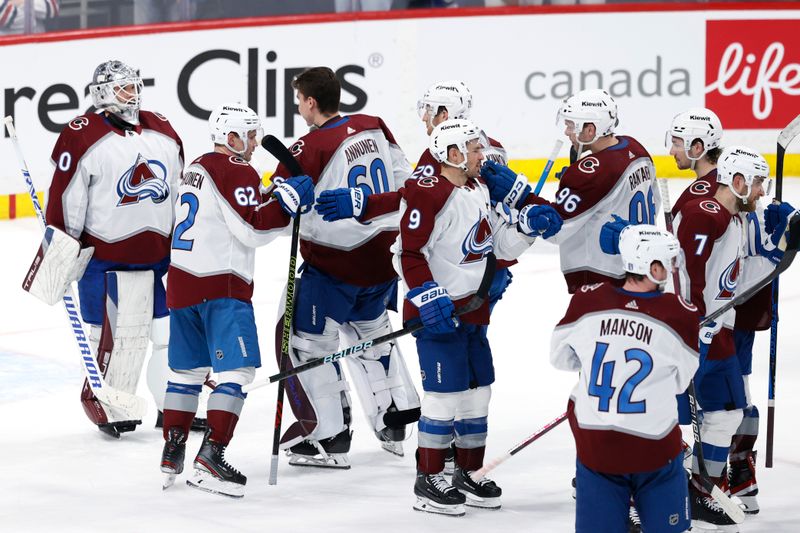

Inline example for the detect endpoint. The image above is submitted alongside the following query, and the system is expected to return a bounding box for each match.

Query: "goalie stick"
[3,115,147,419]
[261,134,303,485]
[766,113,800,468]
[244,252,497,391]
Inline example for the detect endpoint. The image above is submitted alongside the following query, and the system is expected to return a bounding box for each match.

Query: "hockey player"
[35,60,185,438]
[159,103,314,497]
[667,109,765,514]
[268,66,420,466]
[552,225,699,533]
[665,146,792,528]
[395,119,561,516]
[480,89,661,295]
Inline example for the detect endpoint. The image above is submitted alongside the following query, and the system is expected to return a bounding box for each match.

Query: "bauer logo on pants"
[705,19,800,129]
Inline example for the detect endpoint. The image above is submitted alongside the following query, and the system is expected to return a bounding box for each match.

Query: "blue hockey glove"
[599,215,632,255]
[554,166,568,180]
[314,185,371,222]
[481,160,531,210]
[407,281,458,335]
[518,204,563,239]
[699,317,721,358]
[765,201,797,246]
[274,175,314,217]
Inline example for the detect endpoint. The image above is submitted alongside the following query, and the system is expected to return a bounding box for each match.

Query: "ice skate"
[97,420,141,439]
[728,451,759,514]
[689,484,739,532]
[413,472,466,517]
[628,505,642,533]
[160,427,187,490]
[376,426,405,457]
[186,431,246,498]
[452,466,502,510]
[287,429,352,469]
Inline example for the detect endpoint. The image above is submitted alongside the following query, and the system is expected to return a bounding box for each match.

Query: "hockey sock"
[163,381,202,439]
[454,446,486,472]
[416,447,449,474]
[206,383,246,445]
[692,441,730,493]
[730,404,759,459]
[454,416,488,471]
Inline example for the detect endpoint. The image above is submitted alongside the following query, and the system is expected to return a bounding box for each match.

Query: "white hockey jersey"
[46,111,184,265]
[393,173,534,325]
[167,152,289,309]
[551,282,700,474]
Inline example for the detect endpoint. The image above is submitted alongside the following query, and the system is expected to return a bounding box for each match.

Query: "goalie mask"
[429,119,482,171]
[89,60,144,125]
[556,89,618,154]
[209,103,263,157]
[666,108,723,169]
[619,224,681,289]
[417,80,473,130]
[717,145,772,205]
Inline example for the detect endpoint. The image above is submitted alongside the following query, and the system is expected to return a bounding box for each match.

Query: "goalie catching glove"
[22,225,94,305]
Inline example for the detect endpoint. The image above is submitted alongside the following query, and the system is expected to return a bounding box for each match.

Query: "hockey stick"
[471,411,567,483]
[261,134,303,485]
[655,174,744,524]
[533,140,564,195]
[244,253,497,391]
[3,115,147,419]
[766,113,800,468]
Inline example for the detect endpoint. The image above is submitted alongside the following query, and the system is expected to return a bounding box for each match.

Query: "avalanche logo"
[116,153,170,206]
[717,258,740,300]
[461,215,493,264]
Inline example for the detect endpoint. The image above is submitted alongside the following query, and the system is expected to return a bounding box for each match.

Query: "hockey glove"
[407,281,458,335]
[699,317,721,357]
[518,204,563,239]
[481,160,531,210]
[274,175,314,217]
[314,185,371,222]
[765,201,798,247]
[599,215,632,255]
[495,202,518,226]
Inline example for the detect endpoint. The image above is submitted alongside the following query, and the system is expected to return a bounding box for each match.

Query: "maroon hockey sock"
[417,447,448,474]
[207,410,240,445]
[729,434,757,458]
[162,409,195,440]
[455,446,485,472]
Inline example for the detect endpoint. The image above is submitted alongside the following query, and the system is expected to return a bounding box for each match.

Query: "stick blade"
[778,114,800,150]
[261,135,304,177]
[709,485,746,524]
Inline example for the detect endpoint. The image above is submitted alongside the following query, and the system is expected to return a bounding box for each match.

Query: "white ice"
[2,178,799,532]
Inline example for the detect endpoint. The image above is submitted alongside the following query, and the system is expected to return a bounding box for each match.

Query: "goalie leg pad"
[342,313,421,434]
[147,316,170,412]
[22,225,93,306]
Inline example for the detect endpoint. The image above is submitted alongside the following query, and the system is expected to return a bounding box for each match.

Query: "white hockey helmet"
[429,119,482,171]
[417,80,473,125]
[209,103,263,156]
[556,89,618,146]
[717,145,771,204]
[89,60,144,125]
[619,224,681,288]
[666,107,723,163]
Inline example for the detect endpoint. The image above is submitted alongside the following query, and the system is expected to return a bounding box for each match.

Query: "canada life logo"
[705,20,800,129]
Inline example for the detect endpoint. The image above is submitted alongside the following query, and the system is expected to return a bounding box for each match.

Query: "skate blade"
[736,494,759,514]
[186,471,244,499]
[381,441,404,457]
[690,519,725,531]
[288,453,351,469]
[413,497,465,517]
[162,473,177,490]
[459,491,501,510]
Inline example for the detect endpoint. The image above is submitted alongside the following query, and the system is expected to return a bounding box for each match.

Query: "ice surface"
[1,179,798,532]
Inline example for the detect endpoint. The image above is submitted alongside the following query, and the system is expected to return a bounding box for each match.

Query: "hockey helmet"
[716,145,771,204]
[666,107,723,162]
[556,89,618,146]
[209,103,263,157]
[429,119,482,171]
[417,80,473,125]
[89,60,144,125]
[619,224,681,288]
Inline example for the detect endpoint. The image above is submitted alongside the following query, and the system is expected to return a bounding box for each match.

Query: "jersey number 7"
[588,342,653,414]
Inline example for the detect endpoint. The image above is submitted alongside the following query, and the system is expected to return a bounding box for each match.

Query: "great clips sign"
[705,19,800,129]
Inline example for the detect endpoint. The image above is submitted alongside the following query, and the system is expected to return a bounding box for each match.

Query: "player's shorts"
[488,267,513,312]
[414,323,494,393]
[78,257,169,325]
[168,298,261,372]
[695,354,747,412]
[575,451,689,533]
[293,264,397,334]
[734,329,755,376]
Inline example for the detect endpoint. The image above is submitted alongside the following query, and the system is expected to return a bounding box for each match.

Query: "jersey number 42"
[588,342,653,414]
